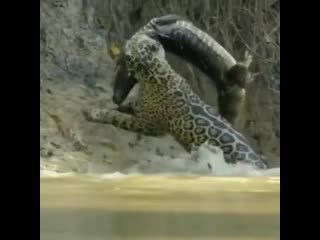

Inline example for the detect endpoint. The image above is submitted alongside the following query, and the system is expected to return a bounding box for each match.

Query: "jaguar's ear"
[146,30,160,42]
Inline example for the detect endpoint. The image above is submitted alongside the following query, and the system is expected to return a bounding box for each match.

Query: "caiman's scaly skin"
[112,15,253,124]
[83,34,268,169]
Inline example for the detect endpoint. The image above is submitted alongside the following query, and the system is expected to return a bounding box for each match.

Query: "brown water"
[40,175,280,240]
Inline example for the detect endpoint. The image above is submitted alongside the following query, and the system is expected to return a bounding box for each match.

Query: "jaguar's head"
[124,34,167,78]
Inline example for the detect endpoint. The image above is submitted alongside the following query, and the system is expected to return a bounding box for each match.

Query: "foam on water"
[124,141,280,177]
[40,141,279,178]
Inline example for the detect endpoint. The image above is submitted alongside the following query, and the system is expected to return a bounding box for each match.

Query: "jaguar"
[83,33,269,169]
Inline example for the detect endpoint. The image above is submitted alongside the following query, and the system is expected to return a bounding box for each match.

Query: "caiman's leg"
[82,108,164,137]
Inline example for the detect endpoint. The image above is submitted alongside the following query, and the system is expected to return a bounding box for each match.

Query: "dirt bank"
[40,0,280,173]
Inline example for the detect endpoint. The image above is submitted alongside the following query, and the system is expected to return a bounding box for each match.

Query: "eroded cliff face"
[40,0,280,173]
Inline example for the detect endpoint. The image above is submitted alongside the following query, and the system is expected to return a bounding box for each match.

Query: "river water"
[40,174,280,240]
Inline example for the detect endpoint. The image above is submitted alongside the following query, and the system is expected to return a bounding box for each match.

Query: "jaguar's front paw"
[82,108,111,123]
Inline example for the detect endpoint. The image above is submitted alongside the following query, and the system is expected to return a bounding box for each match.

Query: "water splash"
[40,141,279,178]
[123,141,280,177]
